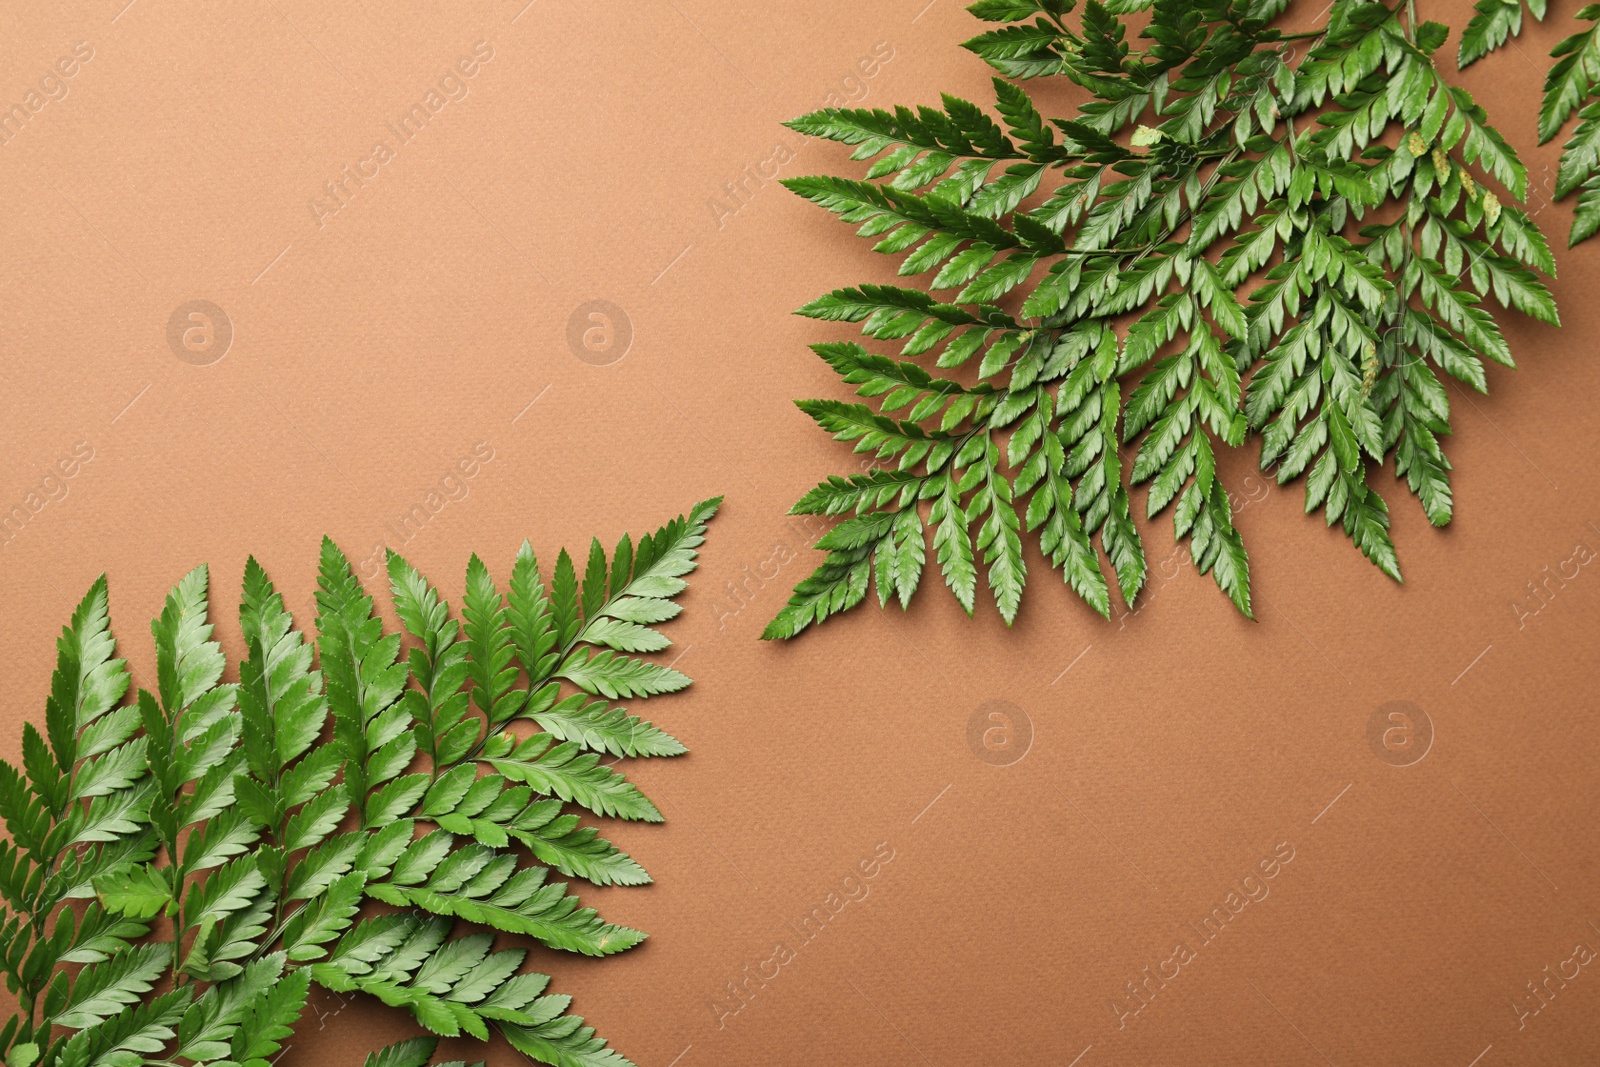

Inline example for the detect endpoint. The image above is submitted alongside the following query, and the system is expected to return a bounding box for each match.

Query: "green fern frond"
[1,499,719,1067]
[1451,0,1600,246]
[768,0,1558,636]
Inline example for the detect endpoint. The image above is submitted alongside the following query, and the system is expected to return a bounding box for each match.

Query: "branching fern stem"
[0,498,720,1067]
[765,0,1558,638]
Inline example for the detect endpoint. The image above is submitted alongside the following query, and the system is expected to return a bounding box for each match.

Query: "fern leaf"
[389,551,476,766]
[174,952,287,1061]
[556,649,688,701]
[502,1019,634,1067]
[152,565,226,716]
[486,736,662,822]
[281,871,367,962]
[524,693,685,758]
[512,810,650,888]
[464,555,522,727]
[371,841,644,957]
[9,511,714,1067]
[240,556,327,776]
[52,943,170,1029]
[55,988,189,1067]
[227,967,309,1067]
[92,865,171,921]
[315,538,407,819]
[508,541,560,689]
[364,1037,446,1067]
[771,0,1554,633]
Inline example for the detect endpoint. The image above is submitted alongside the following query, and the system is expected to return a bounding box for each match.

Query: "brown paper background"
[2,1,1597,1065]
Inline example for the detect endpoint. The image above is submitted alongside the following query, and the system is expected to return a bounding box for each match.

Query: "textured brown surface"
[2,2,1598,1065]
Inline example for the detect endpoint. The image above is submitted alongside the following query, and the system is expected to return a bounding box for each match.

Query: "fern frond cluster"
[0,499,719,1067]
[1460,0,1600,246]
[765,0,1557,638]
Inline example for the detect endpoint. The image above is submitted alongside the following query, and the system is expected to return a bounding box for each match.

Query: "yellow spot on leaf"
[1130,125,1163,148]
[1431,147,1451,182]
[1483,191,1502,225]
